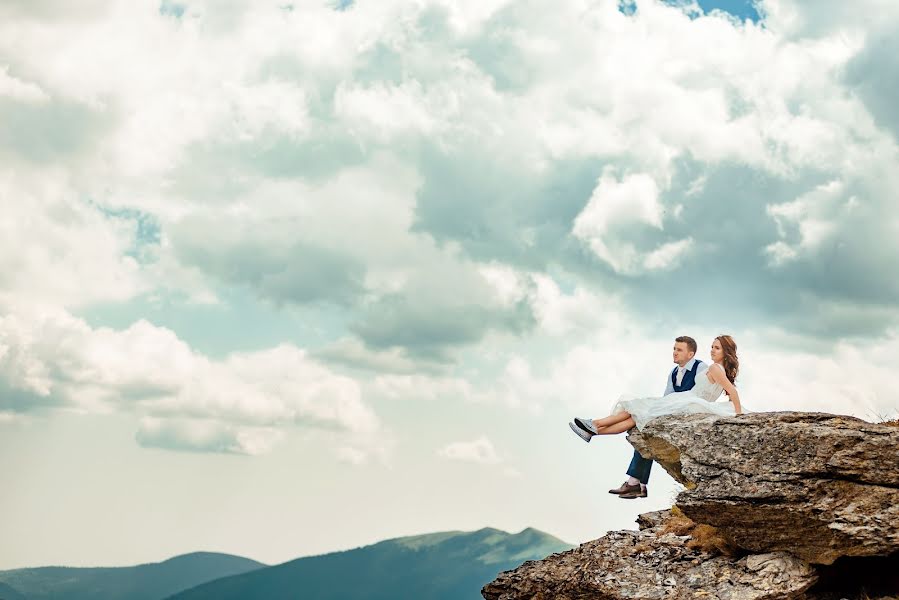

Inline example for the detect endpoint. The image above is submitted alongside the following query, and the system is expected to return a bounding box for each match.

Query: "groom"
[569,336,704,499]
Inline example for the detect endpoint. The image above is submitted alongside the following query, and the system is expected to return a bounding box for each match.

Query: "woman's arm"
[709,364,742,414]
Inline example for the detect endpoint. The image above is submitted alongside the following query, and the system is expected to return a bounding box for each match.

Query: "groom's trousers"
[626,449,653,484]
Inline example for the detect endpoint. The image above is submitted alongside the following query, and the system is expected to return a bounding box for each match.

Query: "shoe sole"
[568,421,591,442]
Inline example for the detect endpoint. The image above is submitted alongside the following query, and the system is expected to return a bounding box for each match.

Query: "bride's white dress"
[610,365,739,430]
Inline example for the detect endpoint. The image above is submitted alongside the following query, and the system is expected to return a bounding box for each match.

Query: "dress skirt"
[610,391,738,430]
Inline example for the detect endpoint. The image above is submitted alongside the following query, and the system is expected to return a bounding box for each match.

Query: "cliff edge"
[483,412,899,600]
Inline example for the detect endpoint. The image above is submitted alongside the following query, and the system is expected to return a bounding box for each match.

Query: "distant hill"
[167,527,573,600]
[0,552,265,600]
[0,580,26,600]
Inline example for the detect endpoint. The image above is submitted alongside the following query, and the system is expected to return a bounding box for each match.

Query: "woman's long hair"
[715,335,739,385]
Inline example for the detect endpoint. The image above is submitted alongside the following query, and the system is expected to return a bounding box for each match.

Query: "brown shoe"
[619,486,648,499]
[608,481,642,495]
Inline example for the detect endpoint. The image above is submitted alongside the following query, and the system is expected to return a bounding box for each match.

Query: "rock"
[483,412,899,600]
[636,509,671,531]
[482,512,817,600]
[627,411,899,565]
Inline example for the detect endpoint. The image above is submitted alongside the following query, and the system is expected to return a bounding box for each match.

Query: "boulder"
[482,510,817,600]
[628,412,899,564]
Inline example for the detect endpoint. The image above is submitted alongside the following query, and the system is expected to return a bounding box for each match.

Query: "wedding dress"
[610,364,740,430]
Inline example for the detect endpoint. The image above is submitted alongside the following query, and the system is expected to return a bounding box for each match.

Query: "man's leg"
[628,450,653,485]
[619,450,651,499]
[609,449,649,495]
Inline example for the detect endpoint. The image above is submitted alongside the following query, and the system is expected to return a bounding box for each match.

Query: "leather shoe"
[619,486,648,499]
[608,481,641,495]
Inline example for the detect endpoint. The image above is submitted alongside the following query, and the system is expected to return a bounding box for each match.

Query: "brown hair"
[715,335,739,384]
[675,335,697,354]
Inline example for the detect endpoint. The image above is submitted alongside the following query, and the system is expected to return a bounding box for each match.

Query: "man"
[568,336,705,499]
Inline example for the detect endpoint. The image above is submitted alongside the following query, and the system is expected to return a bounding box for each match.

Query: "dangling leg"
[591,411,633,430]
[570,411,635,441]
[593,417,636,435]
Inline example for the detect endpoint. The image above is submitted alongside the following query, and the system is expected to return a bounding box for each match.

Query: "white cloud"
[371,373,489,404]
[572,171,663,273]
[576,171,663,235]
[438,435,502,464]
[528,273,623,337]
[313,337,448,375]
[335,80,444,141]
[642,237,695,271]
[336,445,369,465]
[135,417,284,456]
[0,303,383,456]
[0,66,49,103]
[572,170,694,274]
[0,168,144,309]
[724,329,899,420]
[2,0,899,452]
[764,180,850,266]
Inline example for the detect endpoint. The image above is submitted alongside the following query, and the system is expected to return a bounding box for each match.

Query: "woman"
[583,335,743,436]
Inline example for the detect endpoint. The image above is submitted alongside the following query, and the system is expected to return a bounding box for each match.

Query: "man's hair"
[675,336,697,354]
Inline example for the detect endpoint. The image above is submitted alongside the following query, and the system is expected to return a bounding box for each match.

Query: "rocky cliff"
[483,412,899,600]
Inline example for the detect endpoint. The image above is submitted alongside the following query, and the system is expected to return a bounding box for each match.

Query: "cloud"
[349,290,533,361]
[0,411,23,424]
[335,445,369,465]
[312,337,449,375]
[524,272,624,338]
[764,180,847,266]
[158,156,535,359]
[0,66,49,103]
[438,435,502,464]
[844,23,899,142]
[135,417,284,456]
[0,168,144,309]
[370,372,490,404]
[2,0,899,458]
[4,0,891,345]
[572,170,695,274]
[0,303,383,456]
[334,80,444,141]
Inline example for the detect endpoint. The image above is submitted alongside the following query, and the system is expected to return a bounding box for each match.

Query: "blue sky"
[695,0,760,21]
[1,0,898,570]
[627,0,760,20]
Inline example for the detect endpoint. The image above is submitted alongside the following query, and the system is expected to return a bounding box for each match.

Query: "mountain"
[167,527,572,600]
[0,552,266,600]
[0,581,26,600]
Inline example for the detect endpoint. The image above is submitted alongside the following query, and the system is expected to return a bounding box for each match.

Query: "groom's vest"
[672,360,703,392]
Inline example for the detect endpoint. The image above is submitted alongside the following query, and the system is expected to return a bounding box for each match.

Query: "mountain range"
[0,552,264,600]
[0,527,571,600]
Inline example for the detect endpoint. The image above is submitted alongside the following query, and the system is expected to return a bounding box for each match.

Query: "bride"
[583,335,743,436]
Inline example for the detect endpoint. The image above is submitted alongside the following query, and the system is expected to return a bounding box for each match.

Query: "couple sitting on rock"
[569,335,744,499]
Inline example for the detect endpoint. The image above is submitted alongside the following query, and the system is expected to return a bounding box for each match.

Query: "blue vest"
[672,360,703,392]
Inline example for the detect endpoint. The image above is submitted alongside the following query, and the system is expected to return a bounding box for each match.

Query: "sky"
[1,0,899,570]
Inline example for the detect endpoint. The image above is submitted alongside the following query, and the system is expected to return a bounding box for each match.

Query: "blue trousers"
[626,449,653,484]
